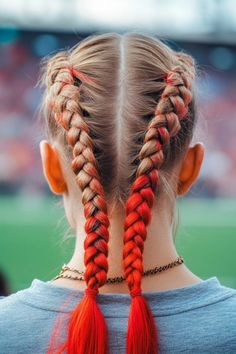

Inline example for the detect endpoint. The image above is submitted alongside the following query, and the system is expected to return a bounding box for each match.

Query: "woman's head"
[39,32,204,354]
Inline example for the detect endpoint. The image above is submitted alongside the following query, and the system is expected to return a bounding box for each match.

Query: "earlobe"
[177,142,205,196]
[39,140,67,195]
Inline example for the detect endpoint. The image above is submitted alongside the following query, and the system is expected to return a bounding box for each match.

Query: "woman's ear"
[177,142,205,196]
[39,140,67,195]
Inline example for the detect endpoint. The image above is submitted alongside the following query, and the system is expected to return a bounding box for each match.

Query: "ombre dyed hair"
[40,32,197,354]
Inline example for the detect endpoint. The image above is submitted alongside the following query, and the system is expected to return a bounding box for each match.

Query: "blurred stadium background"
[0,0,236,293]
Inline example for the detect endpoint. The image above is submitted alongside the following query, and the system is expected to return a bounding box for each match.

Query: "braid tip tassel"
[126,293,159,354]
[57,288,108,354]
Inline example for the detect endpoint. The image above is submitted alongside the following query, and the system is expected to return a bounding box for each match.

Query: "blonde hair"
[40,32,196,354]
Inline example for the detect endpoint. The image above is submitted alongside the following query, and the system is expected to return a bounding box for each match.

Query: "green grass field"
[0,196,235,293]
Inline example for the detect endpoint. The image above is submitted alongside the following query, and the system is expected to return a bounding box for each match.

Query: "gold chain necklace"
[52,255,184,284]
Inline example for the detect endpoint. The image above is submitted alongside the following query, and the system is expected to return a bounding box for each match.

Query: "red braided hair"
[41,35,196,354]
[123,65,195,354]
[45,53,110,354]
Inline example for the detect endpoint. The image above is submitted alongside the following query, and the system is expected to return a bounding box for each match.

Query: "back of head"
[40,32,196,354]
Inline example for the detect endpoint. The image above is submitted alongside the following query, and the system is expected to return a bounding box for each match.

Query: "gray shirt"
[0,276,236,353]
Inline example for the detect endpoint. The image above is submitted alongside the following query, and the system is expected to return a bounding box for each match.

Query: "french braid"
[45,53,110,354]
[123,64,195,354]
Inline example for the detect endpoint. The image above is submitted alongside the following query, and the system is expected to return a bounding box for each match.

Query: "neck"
[63,198,202,293]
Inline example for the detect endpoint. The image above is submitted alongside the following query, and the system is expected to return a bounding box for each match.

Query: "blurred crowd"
[0,30,236,198]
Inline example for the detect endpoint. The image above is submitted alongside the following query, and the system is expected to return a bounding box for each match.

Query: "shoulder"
[0,282,63,354]
[180,281,236,337]
[0,287,40,323]
[0,284,33,306]
[156,280,236,353]
[0,278,83,320]
[0,280,66,329]
[209,281,236,308]
[188,279,236,316]
[0,292,22,312]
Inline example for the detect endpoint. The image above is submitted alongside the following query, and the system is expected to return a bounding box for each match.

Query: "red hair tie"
[69,66,96,85]
[130,288,142,298]
[85,287,99,298]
